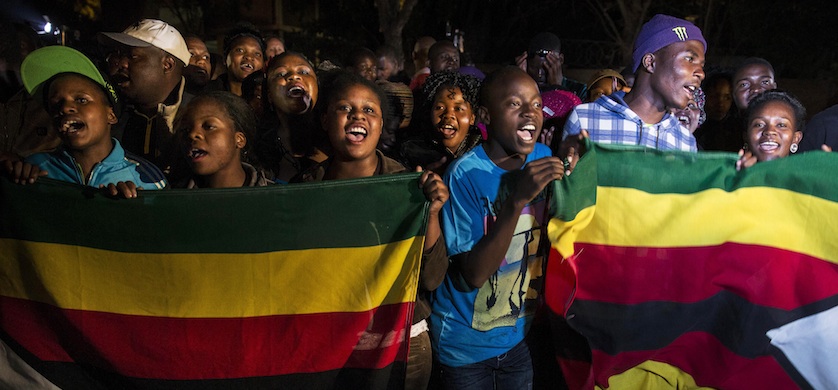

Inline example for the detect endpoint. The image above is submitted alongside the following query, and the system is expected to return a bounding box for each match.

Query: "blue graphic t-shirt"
[431,143,550,367]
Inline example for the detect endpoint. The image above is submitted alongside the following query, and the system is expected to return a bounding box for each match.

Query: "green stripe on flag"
[595,143,838,198]
[0,173,428,253]
[552,142,838,219]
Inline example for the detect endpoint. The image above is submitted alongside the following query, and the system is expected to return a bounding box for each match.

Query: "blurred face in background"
[377,55,398,81]
[704,77,733,121]
[184,37,211,87]
[733,63,776,111]
[265,37,285,61]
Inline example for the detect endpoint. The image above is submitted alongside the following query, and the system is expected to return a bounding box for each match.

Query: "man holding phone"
[516,32,587,100]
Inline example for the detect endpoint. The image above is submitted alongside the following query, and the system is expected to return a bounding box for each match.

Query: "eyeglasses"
[533,49,552,58]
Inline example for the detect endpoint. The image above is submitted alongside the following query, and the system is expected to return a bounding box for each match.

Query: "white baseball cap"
[100,19,191,65]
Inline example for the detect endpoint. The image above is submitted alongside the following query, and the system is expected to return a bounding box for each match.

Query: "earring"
[790,143,798,153]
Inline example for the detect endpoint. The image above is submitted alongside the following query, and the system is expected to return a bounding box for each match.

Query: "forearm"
[424,211,441,253]
[419,211,448,290]
[419,233,448,291]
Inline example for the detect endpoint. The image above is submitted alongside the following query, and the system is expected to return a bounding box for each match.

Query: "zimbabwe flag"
[0,174,428,389]
[545,143,838,389]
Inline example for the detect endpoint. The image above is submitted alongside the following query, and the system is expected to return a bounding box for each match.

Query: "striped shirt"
[563,91,697,152]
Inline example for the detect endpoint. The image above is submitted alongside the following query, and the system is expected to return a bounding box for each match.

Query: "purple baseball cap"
[632,14,707,72]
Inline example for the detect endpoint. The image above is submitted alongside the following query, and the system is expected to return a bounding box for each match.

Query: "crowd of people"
[1,11,835,390]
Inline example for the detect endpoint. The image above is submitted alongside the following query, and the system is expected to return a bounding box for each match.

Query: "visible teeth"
[61,120,83,132]
[758,141,779,152]
[348,127,367,135]
[189,148,207,158]
[521,124,536,131]
[687,86,696,91]
[242,63,253,70]
[678,115,689,122]
[288,86,306,97]
[439,125,457,138]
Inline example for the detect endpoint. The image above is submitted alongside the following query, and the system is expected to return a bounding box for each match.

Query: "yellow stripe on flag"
[0,237,423,318]
[548,205,597,258]
[598,360,715,390]
[549,186,838,264]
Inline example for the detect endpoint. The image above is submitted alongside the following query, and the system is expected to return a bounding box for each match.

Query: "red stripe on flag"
[570,242,838,309]
[544,247,577,316]
[0,296,412,380]
[556,357,594,390]
[590,331,798,389]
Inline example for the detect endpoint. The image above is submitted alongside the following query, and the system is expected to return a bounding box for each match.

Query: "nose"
[117,55,129,70]
[695,66,705,82]
[522,103,538,118]
[441,107,455,119]
[58,100,77,115]
[350,108,366,120]
[188,125,204,140]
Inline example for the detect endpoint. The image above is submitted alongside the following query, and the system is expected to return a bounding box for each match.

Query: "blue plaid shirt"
[563,91,697,152]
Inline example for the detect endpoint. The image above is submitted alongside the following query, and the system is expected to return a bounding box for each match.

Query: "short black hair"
[345,47,376,68]
[702,71,732,90]
[427,40,458,62]
[746,89,806,130]
[176,91,257,154]
[182,33,203,42]
[223,22,264,57]
[315,70,391,129]
[528,32,561,57]
[479,66,528,108]
[734,57,776,79]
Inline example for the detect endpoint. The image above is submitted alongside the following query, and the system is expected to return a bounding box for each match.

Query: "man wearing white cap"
[99,19,192,169]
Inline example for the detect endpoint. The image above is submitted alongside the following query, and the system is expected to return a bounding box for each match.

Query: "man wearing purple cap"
[98,19,192,169]
[563,14,706,153]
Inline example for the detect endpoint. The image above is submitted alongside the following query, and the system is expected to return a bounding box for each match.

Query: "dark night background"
[7,0,838,111]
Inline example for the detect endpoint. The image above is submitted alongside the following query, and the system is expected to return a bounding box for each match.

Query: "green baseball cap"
[21,45,119,106]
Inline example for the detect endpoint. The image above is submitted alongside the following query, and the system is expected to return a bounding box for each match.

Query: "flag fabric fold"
[0,174,428,389]
[546,142,838,389]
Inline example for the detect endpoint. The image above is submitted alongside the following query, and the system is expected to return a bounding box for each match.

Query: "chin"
[513,144,535,156]
[442,140,460,150]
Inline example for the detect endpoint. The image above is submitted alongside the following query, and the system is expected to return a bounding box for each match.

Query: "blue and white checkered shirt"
[563,91,697,152]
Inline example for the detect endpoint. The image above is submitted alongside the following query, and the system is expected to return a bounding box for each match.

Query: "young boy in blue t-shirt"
[431,67,564,389]
[3,46,167,196]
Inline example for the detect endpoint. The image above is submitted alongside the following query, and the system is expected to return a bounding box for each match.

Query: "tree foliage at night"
[19,0,838,79]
